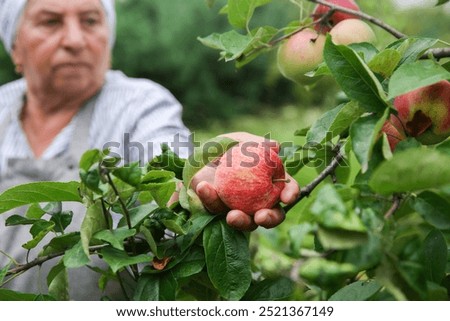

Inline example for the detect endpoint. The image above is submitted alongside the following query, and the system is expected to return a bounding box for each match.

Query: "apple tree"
[1,0,450,301]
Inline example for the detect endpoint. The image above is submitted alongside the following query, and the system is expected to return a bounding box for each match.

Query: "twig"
[5,244,108,277]
[105,171,139,279]
[308,0,407,39]
[421,47,450,60]
[384,194,402,219]
[283,143,345,213]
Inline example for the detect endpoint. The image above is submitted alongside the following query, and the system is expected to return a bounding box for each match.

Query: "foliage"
[1,0,450,301]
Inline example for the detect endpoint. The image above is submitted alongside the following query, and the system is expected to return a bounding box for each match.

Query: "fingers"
[254,206,286,229]
[226,210,258,232]
[195,181,228,214]
[280,173,301,205]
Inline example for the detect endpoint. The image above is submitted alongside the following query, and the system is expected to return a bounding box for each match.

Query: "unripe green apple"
[393,80,450,145]
[277,29,326,84]
[329,19,376,45]
[214,143,286,215]
[381,115,406,151]
[313,0,361,33]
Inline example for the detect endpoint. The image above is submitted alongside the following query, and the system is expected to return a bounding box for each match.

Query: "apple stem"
[272,178,291,183]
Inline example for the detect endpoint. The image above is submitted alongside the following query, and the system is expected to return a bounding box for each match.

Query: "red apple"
[313,0,361,33]
[393,80,450,145]
[329,19,376,45]
[277,28,325,84]
[381,115,406,151]
[214,143,286,215]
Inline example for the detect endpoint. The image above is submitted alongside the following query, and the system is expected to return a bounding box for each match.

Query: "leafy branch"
[3,244,109,280]
[283,142,345,213]
[308,0,406,39]
[308,0,450,59]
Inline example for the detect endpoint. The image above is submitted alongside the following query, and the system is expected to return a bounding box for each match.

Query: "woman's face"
[12,0,111,99]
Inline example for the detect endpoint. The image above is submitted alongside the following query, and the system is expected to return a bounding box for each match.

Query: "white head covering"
[0,0,116,53]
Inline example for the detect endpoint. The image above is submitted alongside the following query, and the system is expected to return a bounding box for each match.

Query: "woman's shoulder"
[103,70,174,97]
[0,78,26,101]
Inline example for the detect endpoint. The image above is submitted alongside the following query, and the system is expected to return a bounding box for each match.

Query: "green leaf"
[227,0,271,29]
[197,31,253,62]
[80,201,108,258]
[323,36,387,112]
[368,49,402,78]
[329,280,382,301]
[307,101,364,144]
[5,215,38,226]
[94,228,137,251]
[50,211,73,233]
[40,232,80,257]
[148,144,185,179]
[171,246,205,279]
[203,220,251,300]
[242,277,294,300]
[0,182,81,215]
[133,273,177,301]
[369,148,450,194]
[113,162,143,186]
[140,226,159,257]
[300,258,357,288]
[310,185,366,232]
[0,289,54,301]
[317,227,367,250]
[47,261,69,301]
[350,110,388,173]
[140,170,176,208]
[100,247,152,273]
[423,229,448,283]
[179,213,216,253]
[388,60,450,99]
[388,37,439,65]
[412,192,450,229]
[79,149,102,172]
[182,135,238,188]
[0,261,12,285]
[118,203,158,228]
[236,26,278,67]
[63,241,90,268]
[437,0,450,5]
[22,221,56,250]
[25,203,46,219]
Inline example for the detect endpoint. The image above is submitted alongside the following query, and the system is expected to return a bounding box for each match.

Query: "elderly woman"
[0,0,299,299]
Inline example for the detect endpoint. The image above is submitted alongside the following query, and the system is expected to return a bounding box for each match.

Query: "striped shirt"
[0,70,192,177]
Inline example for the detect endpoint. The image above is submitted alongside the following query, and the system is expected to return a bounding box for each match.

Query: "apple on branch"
[276,28,326,84]
[313,0,361,33]
[329,19,376,45]
[393,80,450,145]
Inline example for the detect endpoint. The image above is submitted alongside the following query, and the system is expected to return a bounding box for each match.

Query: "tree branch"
[4,244,108,278]
[384,194,402,219]
[308,0,407,39]
[283,143,345,213]
[422,47,450,60]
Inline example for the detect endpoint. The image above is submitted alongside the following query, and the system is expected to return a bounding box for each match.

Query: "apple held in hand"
[394,80,450,145]
[277,28,325,83]
[214,143,287,215]
[329,19,376,45]
[313,0,361,33]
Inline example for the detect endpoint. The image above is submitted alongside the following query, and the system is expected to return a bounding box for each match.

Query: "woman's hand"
[191,132,300,231]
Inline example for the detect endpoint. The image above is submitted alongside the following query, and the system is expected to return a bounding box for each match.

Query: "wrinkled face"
[12,0,111,99]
